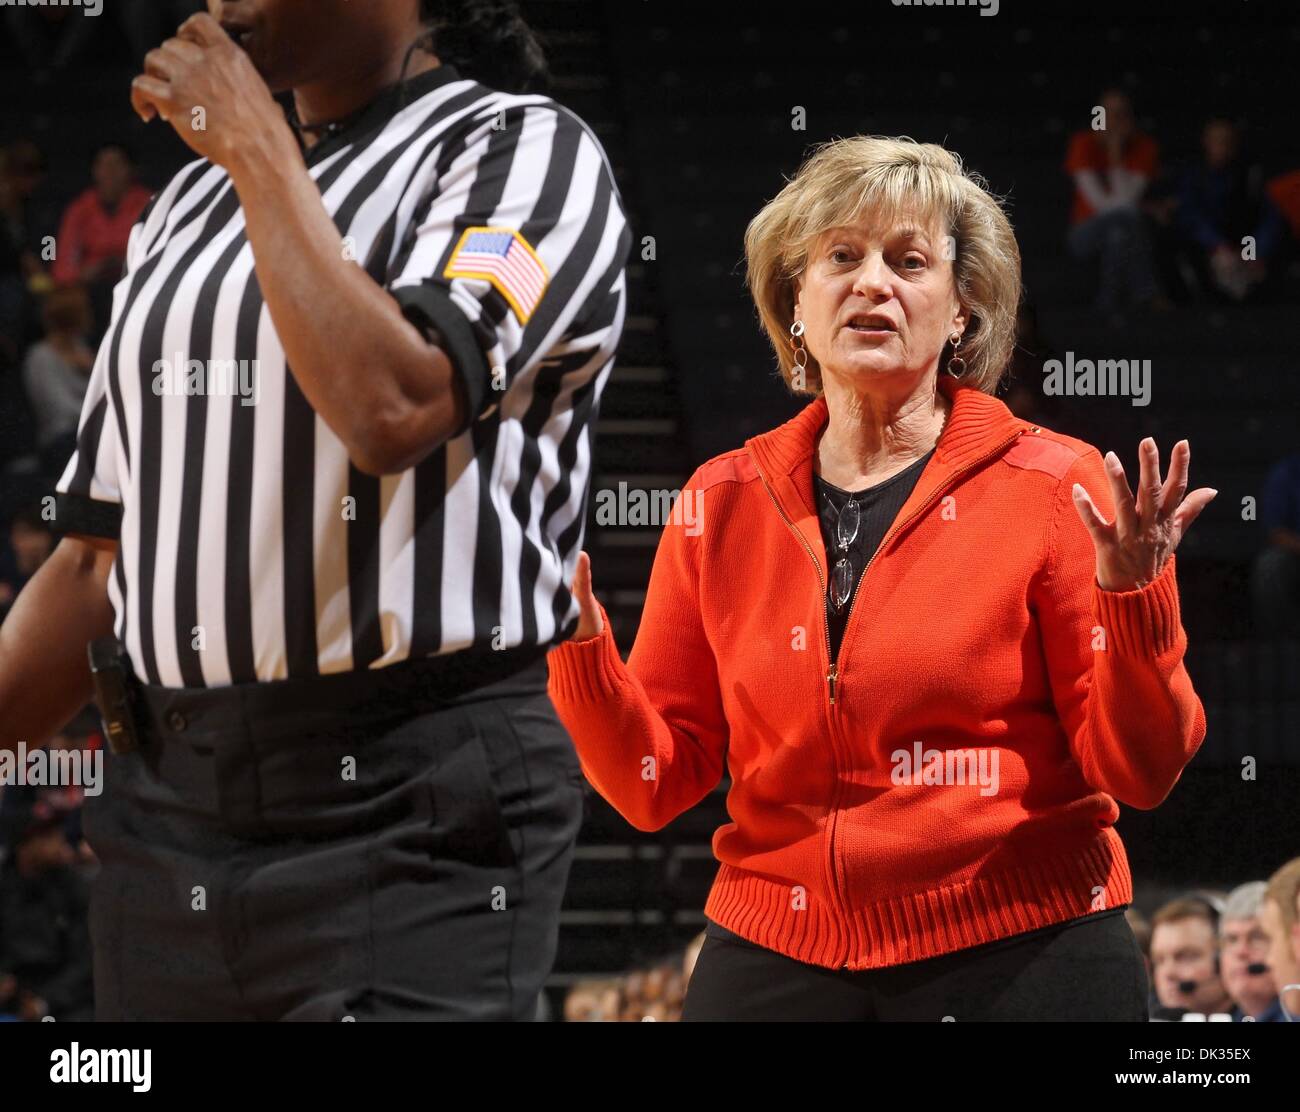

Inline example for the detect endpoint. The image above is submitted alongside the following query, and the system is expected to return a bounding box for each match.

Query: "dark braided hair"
[415,0,549,93]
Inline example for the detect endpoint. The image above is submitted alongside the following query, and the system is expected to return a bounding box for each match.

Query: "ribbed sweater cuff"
[546,603,628,703]
[1091,554,1183,657]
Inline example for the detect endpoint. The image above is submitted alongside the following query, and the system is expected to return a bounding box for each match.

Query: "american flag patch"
[443,226,549,323]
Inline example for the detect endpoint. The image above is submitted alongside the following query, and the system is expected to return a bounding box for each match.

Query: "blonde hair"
[744,135,1021,395]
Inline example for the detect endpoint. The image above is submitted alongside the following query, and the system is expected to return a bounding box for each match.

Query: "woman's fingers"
[1158,439,1190,524]
[1103,450,1138,540]
[574,549,592,599]
[1134,437,1164,530]
[1171,486,1218,538]
[571,550,604,640]
[1072,482,1113,548]
[1084,438,1213,589]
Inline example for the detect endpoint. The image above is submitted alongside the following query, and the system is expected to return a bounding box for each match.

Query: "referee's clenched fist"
[131,13,280,166]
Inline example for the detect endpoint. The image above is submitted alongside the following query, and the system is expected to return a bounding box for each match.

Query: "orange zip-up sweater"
[547,376,1206,971]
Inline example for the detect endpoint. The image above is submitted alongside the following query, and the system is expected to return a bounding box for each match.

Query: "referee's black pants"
[82,653,585,1021]
[682,907,1150,1021]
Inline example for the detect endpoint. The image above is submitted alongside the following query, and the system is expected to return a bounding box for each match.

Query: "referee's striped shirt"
[53,63,632,688]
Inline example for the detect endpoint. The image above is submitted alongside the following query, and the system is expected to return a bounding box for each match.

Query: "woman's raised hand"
[1072,438,1217,592]
[570,551,605,640]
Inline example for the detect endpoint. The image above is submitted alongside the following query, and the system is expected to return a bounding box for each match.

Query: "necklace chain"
[286,101,370,140]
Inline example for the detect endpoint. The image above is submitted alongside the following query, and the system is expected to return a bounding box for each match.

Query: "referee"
[0,0,630,1020]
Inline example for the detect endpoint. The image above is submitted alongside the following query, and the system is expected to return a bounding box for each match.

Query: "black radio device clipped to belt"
[88,637,140,755]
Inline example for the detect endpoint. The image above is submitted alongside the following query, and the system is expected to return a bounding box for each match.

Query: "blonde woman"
[548,137,1216,1021]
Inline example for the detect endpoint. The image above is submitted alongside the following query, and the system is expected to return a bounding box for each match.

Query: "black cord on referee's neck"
[285,32,438,151]
[285,100,376,149]
[395,30,438,112]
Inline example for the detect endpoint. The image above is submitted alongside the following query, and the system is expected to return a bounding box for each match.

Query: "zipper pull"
[827,662,838,705]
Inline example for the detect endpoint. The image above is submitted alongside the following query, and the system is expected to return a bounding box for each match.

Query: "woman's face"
[793,215,966,393]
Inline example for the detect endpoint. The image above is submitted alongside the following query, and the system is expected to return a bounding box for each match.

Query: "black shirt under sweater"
[813,448,935,662]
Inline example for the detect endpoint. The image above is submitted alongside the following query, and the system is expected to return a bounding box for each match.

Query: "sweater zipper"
[753,427,1023,967]
[754,461,854,962]
[754,469,837,702]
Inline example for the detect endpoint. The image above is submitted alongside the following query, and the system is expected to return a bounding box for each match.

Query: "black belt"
[87,637,551,751]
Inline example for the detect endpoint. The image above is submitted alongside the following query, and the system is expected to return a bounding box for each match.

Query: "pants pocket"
[481,694,587,844]
[425,705,517,868]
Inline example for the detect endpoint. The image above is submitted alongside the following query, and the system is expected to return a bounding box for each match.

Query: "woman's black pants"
[682,908,1150,1021]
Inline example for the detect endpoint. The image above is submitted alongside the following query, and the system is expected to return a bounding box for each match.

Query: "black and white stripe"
[54,64,631,687]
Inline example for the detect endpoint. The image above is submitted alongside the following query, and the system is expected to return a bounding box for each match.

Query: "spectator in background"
[51,144,151,338]
[0,140,59,361]
[0,792,95,1022]
[1220,881,1286,1022]
[1174,118,1286,302]
[563,939,698,1021]
[1264,167,1300,249]
[1149,897,1233,1018]
[17,719,101,867]
[1258,858,1300,1022]
[2,1,102,78]
[23,284,94,475]
[1064,89,1167,316]
[9,506,55,585]
[0,506,56,622]
[1252,452,1300,638]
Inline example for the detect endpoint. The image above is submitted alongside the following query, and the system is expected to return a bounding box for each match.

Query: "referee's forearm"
[228,133,464,475]
[0,537,116,755]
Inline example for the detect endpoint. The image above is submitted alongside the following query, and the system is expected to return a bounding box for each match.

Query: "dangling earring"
[790,319,809,387]
[947,331,967,377]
